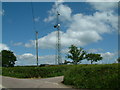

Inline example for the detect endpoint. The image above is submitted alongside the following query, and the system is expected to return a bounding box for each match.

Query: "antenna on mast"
[54,11,62,65]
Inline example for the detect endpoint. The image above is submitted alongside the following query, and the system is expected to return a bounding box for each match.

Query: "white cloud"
[87,48,104,53]
[13,42,23,46]
[89,2,118,11]
[25,2,118,49]
[34,16,40,22]
[0,43,9,51]
[24,40,35,48]
[0,9,4,16]
[100,52,115,59]
[44,2,72,22]
[86,0,119,2]
[16,53,36,66]
[15,53,56,66]
[98,52,117,64]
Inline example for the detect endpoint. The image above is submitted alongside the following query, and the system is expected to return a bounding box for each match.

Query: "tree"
[85,53,103,64]
[67,45,86,65]
[1,50,17,67]
[63,60,72,64]
[117,57,120,63]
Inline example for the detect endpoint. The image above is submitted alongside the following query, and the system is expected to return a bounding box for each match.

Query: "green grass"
[63,64,119,89]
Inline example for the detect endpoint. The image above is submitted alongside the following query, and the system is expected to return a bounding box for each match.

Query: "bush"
[63,64,119,89]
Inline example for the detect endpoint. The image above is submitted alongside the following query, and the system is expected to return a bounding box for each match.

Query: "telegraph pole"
[36,31,39,66]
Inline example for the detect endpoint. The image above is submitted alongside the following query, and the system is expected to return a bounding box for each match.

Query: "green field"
[2,64,119,89]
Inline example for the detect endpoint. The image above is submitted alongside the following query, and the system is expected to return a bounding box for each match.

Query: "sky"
[0,0,119,66]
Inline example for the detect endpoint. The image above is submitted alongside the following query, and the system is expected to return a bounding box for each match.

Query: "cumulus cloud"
[44,1,72,22]
[0,43,9,51]
[98,52,117,64]
[100,52,115,59]
[15,53,56,66]
[25,2,118,49]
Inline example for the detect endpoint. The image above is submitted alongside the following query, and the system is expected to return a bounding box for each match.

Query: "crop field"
[2,63,119,89]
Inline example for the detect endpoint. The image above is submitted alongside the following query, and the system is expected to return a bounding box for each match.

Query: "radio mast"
[54,11,62,65]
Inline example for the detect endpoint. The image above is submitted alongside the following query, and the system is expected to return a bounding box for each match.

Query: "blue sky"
[1,1,119,65]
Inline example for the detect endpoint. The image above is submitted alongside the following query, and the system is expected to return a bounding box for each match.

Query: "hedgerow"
[2,65,73,78]
[63,64,119,89]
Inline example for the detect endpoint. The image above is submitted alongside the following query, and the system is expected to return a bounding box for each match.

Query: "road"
[0,76,74,89]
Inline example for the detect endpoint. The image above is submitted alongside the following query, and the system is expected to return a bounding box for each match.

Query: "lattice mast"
[54,11,62,65]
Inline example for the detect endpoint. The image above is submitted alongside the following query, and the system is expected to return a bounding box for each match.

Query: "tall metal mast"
[36,31,39,66]
[54,11,62,65]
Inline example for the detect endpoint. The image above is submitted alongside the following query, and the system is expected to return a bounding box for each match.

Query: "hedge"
[63,64,119,89]
[2,65,72,78]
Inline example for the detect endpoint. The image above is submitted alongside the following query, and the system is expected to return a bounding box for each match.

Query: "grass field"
[2,63,119,89]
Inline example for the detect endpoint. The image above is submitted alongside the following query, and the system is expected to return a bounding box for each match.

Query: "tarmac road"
[0,76,73,88]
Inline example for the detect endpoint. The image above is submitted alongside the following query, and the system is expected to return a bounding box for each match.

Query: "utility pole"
[36,31,39,66]
[54,11,62,65]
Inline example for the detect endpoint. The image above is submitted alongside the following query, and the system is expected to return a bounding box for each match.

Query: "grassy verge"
[63,64,119,89]
[2,65,73,78]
